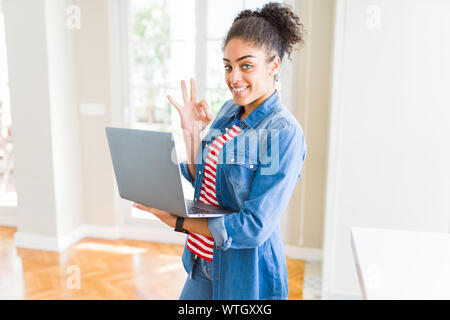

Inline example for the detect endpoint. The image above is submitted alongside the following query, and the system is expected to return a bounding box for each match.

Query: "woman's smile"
[232,85,249,96]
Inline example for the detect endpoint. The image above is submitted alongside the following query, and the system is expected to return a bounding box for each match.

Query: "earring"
[274,72,280,82]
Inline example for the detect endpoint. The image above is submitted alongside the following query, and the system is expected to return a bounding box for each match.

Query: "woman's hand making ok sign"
[167,78,213,137]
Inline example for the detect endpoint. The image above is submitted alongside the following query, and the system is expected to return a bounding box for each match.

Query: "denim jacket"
[179,90,307,300]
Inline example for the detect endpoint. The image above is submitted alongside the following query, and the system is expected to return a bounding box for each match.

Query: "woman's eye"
[224,64,252,71]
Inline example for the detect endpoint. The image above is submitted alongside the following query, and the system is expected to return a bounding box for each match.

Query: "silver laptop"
[105,126,234,218]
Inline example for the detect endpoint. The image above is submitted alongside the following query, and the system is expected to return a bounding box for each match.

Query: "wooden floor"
[0,226,305,300]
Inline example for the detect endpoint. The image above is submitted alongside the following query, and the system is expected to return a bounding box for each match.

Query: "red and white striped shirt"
[186,122,243,261]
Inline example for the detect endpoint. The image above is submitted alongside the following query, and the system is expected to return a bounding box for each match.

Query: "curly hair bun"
[225,2,305,61]
[258,2,304,58]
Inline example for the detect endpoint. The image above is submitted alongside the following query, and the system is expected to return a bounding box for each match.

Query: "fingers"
[205,110,213,122]
[167,95,181,113]
[198,100,209,119]
[192,103,201,119]
[169,79,208,121]
[174,78,196,107]
[190,78,196,102]
[133,202,162,215]
[181,80,189,104]
[133,202,151,211]
[203,110,213,122]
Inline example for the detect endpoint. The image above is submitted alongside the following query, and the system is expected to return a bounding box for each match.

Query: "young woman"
[133,2,306,300]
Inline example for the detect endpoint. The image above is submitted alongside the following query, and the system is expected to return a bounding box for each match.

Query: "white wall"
[284,0,335,253]
[44,0,84,237]
[74,0,117,228]
[4,0,57,237]
[3,0,84,250]
[323,0,450,299]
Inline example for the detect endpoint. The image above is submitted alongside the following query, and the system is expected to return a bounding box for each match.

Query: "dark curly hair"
[223,2,305,62]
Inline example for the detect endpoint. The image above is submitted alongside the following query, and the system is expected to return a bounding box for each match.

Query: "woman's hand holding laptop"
[132,202,177,229]
[132,202,213,238]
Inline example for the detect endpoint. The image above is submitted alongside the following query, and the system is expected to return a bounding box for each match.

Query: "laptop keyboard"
[185,199,233,215]
[188,206,214,215]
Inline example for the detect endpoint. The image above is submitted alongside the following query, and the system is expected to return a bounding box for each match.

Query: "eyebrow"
[223,55,256,63]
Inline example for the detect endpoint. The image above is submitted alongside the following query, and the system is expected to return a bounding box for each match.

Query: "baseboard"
[119,224,186,245]
[58,226,86,251]
[81,224,121,240]
[14,224,88,252]
[284,244,323,261]
[13,224,117,252]
[13,223,185,252]
[14,232,62,251]
[321,290,362,300]
[0,209,17,227]
[80,223,186,245]
[12,223,322,258]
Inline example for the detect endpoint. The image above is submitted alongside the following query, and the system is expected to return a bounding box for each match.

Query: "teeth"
[233,87,247,93]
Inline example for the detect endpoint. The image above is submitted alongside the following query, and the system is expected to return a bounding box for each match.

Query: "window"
[129,0,282,128]
[130,0,196,129]
[123,0,283,221]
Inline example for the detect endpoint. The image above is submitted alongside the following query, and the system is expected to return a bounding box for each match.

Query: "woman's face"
[223,37,280,109]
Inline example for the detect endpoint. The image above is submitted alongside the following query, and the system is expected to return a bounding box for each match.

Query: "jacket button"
[198,171,202,175]
[217,190,221,195]
[215,276,219,281]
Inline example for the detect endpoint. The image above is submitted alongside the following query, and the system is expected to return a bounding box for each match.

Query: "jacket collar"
[231,90,281,129]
